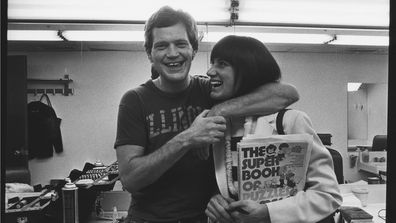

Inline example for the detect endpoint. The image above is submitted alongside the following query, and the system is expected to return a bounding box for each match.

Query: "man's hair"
[210,35,281,97]
[144,6,199,55]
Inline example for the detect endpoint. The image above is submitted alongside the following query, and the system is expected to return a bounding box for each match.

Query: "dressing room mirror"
[347,83,388,149]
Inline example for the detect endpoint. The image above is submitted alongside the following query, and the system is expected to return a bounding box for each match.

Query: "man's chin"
[166,72,189,80]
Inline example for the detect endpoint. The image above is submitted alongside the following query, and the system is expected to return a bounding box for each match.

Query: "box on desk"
[357,150,386,176]
[5,190,58,223]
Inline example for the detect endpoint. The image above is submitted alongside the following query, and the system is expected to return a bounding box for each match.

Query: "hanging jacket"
[27,94,63,159]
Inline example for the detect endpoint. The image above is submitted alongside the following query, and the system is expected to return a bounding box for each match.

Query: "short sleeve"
[114,90,147,148]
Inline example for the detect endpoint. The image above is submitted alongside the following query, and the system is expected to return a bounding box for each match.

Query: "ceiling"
[7,0,390,54]
[7,40,389,55]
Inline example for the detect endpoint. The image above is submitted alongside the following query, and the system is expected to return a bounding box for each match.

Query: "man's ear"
[147,51,153,62]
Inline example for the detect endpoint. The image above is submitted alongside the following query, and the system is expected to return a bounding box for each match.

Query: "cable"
[377,208,386,220]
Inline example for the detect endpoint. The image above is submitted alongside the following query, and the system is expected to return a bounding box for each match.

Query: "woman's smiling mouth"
[210,80,222,88]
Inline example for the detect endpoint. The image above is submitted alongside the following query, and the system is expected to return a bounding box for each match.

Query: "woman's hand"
[227,200,271,223]
[206,194,237,223]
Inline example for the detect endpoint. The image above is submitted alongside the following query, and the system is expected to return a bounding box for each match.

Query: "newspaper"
[237,134,313,204]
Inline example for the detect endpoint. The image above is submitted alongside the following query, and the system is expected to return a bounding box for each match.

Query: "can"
[62,178,79,223]
[367,177,380,184]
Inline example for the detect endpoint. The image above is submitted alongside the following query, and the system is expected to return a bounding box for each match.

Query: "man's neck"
[153,75,191,93]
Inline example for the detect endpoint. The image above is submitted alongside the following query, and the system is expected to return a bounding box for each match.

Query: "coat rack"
[27,75,74,96]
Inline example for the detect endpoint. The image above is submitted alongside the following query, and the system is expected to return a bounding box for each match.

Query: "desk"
[339,184,386,223]
[356,151,386,175]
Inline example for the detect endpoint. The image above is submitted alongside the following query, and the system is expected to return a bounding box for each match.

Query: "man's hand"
[206,194,236,223]
[181,110,226,148]
[192,145,210,160]
[227,200,271,223]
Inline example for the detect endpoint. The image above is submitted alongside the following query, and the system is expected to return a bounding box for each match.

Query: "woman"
[205,35,342,223]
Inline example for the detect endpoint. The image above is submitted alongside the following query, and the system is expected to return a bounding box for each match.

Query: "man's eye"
[156,46,166,50]
[154,44,167,50]
[177,42,188,48]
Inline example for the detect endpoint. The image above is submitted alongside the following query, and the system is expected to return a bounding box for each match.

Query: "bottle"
[62,178,79,223]
[361,149,369,163]
[94,160,104,167]
[112,206,119,222]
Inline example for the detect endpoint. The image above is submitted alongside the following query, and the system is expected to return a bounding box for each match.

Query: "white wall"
[367,84,388,142]
[12,49,387,185]
[348,88,368,140]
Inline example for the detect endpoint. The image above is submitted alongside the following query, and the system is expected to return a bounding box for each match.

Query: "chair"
[371,135,387,151]
[326,148,344,184]
[317,133,344,184]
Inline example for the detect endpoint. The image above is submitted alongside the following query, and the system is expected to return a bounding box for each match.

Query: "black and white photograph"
[2,1,392,223]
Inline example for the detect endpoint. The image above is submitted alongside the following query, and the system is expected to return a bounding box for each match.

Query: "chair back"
[372,135,387,151]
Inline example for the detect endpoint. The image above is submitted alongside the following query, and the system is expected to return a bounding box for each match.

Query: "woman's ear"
[192,50,197,59]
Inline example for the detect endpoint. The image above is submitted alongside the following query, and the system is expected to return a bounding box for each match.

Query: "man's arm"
[116,110,226,193]
[209,82,299,117]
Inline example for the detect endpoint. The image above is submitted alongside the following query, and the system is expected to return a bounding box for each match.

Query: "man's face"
[149,23,195,88]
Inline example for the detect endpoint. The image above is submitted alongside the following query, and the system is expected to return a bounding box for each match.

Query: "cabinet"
[5,55,30,184]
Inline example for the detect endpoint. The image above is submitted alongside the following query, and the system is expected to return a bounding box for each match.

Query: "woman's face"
[207,58,237,100]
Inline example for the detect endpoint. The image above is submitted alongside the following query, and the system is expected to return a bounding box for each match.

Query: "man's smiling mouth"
[165,62,184,68]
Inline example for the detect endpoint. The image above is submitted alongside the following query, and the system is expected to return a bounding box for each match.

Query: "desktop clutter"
[337,180,386,223]
[5,161,121,223]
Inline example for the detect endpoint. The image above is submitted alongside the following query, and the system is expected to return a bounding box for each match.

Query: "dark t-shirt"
[114,75,217,221]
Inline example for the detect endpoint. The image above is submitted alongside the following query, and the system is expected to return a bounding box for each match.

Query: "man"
[114,6,299,223]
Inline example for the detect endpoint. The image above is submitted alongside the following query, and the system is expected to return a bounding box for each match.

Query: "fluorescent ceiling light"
[8,30,61,41]
[8,0,228,21]
[202,32,332,44]
[330,35,389,46]
[62,31,144,42]
[8,0,389,27]
[348,83,362,92]
[239,0,389,27]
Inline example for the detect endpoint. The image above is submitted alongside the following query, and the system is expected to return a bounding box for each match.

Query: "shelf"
[27,75,74,96]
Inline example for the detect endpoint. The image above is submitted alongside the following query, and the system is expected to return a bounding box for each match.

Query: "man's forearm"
[118,110,227,192]
[209,82,299,117]
[118,133,193,193]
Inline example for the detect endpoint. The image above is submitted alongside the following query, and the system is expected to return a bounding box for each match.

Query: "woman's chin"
[210,92,228,101]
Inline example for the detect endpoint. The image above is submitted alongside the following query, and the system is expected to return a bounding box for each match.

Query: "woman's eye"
[218,61,229,67]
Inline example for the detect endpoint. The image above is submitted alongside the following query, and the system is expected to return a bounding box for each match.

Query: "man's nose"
[166,45,179,57]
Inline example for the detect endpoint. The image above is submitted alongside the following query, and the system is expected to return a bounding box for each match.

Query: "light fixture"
[329,35,388,46]
[62,30,145,42]
[348,83,362,92]
[7,0,228,22]
[239,0,389,27]
[202,32,333,44]
[8,30,61,41]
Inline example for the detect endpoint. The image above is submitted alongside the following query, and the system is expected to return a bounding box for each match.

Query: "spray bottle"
[62,178,79,223]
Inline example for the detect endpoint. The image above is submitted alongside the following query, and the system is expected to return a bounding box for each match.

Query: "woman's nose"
[206,66,216,76]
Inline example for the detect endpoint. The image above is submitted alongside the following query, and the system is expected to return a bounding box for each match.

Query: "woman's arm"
[266,110,342,223]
